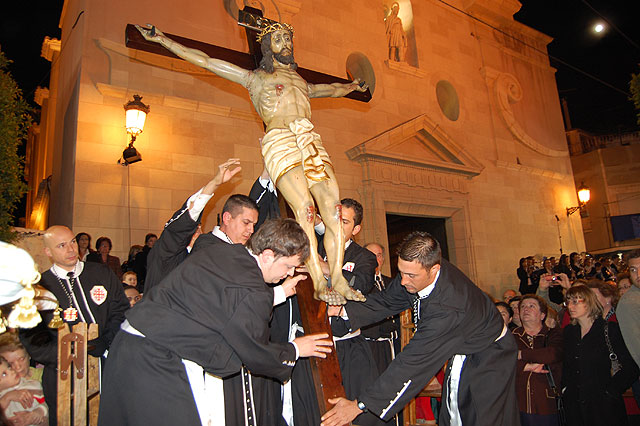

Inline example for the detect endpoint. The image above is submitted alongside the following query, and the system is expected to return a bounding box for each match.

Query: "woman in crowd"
[583,255,597,278]
[513,295,563,426]
[518,258,533,294]
[617,272,632,299]
[570,252,584,280]
[562,285,639,426]
[75,232,93,262]
[586,279,618,321]
[509,296,523,329]
[121,245,143,273]
[495,301,514,329]
[87,236,123,280]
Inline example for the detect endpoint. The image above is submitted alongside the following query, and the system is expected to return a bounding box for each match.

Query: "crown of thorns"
[256,22,294,43]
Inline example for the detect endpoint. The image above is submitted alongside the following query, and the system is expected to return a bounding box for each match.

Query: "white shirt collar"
[417,269,440,299]
[345,239,353,250]
[211,226,233,244]
[51,260,84,279]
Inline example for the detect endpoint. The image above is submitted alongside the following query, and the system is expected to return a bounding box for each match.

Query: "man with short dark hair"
[192,194,259,249]
[322,231,518,426]
[98,219,333,426]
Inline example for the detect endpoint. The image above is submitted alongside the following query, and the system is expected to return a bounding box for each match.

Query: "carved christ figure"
[136,23,368,304]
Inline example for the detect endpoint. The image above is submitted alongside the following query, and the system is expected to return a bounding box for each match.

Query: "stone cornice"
[95,83,262,123]
[41,37,61,62]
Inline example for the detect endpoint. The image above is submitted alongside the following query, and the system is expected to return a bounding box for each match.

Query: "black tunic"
[324,241,388,426]
[143,199,200,294]
[361,274,401,375]
[562,318,639,426]
[344,259,520,425]
[98,243,297,425]
[192,232,287,426]
[19,262,129,425]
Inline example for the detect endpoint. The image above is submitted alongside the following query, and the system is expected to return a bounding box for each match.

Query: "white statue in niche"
[385,2,407,62]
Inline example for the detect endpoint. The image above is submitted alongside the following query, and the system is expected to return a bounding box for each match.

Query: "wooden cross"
[125,7,360,413]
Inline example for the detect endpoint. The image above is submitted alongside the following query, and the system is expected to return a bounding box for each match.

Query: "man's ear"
[43,247,51,258]
[222,211,232,225]
[260,249,275,263]
[430,263,441,275]
[352,224,362,237]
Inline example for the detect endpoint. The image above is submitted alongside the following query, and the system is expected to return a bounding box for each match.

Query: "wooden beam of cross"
[125,15,371,102]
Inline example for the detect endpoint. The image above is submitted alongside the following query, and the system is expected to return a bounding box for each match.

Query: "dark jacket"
[344,259,519,425]
[143,198,201,294]
[20,262,129,425]
[513,325,563,415]
[562,318,639,426]
[86,252,123,281]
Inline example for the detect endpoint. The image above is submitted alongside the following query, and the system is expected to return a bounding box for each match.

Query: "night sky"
[1,0,638,136]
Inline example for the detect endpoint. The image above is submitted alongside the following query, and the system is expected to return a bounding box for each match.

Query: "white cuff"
[291,341,299,360]
[315,222,326,235]
[188,188,214,221]
[273,285,286,306]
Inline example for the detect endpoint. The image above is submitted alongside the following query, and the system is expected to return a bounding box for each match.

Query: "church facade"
[25,0,585,296]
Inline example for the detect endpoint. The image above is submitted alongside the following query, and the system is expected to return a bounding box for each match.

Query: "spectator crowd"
[498,250,640,426]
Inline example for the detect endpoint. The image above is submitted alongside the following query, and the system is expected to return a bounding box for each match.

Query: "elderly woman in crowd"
[75,232,93,262]
[513,295,563,426]
[87,236,123,280]
[562,284,639,426]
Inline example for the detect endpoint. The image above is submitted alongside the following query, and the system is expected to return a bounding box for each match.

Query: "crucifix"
[125,7,371,415]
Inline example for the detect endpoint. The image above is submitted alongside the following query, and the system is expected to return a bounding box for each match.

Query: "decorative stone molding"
[41,37,61,62]
[95,83,262,123]
[34,87,50,107]
[384,60,426,78]
[346,113,483,180]
[495,159,569,180]
[482,67,567,157]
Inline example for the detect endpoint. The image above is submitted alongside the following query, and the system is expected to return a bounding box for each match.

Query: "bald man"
[19,225,129,424]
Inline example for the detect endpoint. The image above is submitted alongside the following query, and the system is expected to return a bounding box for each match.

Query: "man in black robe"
[98,218,333,426]
[362,243,401,380]
[322,231,519,426]
[143,158,242,294]
[191,193,296,426]
[318,198,385,426]
[19,225,129,425]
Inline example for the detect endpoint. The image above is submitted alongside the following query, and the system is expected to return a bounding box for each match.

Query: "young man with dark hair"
[192,194,259,250]
[322,231,519,426]
[98,219,332,426]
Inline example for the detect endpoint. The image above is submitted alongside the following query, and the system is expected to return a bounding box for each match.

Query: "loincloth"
[261,118,333,186]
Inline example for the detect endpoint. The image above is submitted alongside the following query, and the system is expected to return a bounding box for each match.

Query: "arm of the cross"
[132,24,250,86]
[125,24,372,102]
